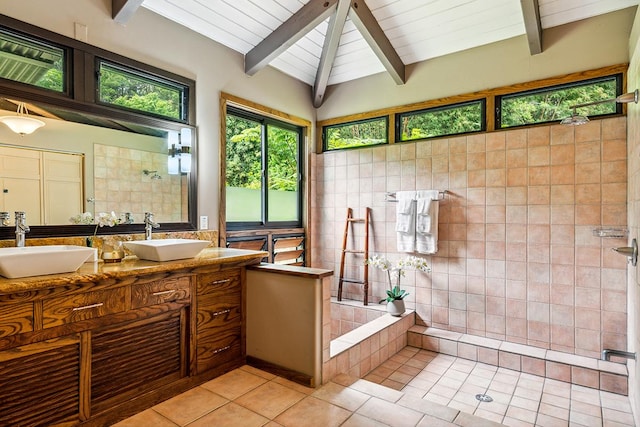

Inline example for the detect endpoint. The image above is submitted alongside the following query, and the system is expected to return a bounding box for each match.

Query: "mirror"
[0,99,196,238]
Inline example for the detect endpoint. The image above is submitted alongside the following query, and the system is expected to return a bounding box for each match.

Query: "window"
[397,100,485,142]
[0,28,66,92]
[97,60,188,121]
[497,74,621,128]
[323,116,388,151]
[226,107,303,229]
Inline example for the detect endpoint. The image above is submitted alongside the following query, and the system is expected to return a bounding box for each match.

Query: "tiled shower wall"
[93,143,187,223]
[310,117,628,358]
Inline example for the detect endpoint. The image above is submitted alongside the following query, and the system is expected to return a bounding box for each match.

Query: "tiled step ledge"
[322,311,415,384]
[408,326,629,396]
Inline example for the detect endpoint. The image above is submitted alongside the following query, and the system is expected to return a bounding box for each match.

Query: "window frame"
[0,25,71,97]
[95,58,190,123]
[495,74,623,129]
[395,98,486,142]
[225,105,304,231]
[322,115,389,152]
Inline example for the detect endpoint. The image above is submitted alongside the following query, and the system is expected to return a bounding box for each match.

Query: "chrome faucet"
[0,212,9,226]
[15,211,30,247]
[602,349,636,361]
[144,212,160,240]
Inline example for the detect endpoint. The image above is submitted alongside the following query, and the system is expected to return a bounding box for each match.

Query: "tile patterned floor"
[114,347,635,427]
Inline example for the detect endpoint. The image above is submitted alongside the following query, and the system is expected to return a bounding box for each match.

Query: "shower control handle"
[612,238,638,266]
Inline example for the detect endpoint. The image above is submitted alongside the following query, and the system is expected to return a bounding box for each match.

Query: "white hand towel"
[416,198,433,233]
[416,190,440,254]
[395,191,416,252]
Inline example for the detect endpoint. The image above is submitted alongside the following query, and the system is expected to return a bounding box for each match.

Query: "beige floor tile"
[453,411,505,427]
[505,405,537,424]
[239,364,277,380]
[571,400,602,417]
[271,376,316,395]
[201,368,269,400]
[153,387,228,426]
[448,399,478,415]
[274,396,352,427]
[234,381,306,419]
[311,381,370,412]
[381,378,406,390]
[397,394,459,422]
[424,392,452,406]
[501,416,534,427]
[602,407,635,424]
[112,409,178,427]
[341,413,390,426]
[356,396,423,426]
[509,395,540,412]
[473,408,504,424]
[186,402,269,427]
[569,410,603,426]
[534,413,568,427]
[416,414,458,426]
[348,378,404,402]
[538,402,569,420]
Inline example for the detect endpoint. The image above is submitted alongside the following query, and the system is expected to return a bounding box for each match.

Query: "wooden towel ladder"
[337,207,371,305]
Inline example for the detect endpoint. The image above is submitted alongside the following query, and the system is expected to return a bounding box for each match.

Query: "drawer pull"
[211,279,231,285]
[152,290,177,296]
[72,302,104,311]
[213,345,231,354]
[212,309,231,316]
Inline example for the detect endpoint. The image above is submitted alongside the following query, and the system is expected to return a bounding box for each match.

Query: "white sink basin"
[0,245,96,279]
[124,239,210,261]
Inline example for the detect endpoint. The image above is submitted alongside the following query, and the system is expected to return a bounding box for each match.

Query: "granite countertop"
[0,248,268,295]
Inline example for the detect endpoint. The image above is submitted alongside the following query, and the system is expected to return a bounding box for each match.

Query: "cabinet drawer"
[132,276,191,309]
[197,295,242,338]
[43,287,127,328]
[0,303,33,337]
[196,327,242,373]
[196,269,241,296]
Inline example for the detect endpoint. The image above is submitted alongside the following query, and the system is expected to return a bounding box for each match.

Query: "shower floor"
[366,346,635,426]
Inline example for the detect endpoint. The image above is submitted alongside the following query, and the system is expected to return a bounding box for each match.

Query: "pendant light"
[0,102,45,135]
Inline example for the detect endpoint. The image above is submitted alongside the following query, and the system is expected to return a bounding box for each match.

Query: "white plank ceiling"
[141,0,639,87]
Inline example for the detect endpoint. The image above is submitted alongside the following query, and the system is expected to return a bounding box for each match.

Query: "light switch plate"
[199,216,208,230]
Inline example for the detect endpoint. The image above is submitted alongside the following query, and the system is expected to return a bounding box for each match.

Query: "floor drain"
[475,394,493,402]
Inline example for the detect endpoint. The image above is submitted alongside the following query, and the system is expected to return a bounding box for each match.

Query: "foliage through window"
[397,100,485,142]
[498,75,621,128]
[226,107,302,228]
[0,28,65,92]
[97,61,187,121]
[323,116,388,151]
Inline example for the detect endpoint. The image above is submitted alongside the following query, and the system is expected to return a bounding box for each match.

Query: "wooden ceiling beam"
[112,0,144,24]
[313,0,352,107]
[245,0,338,76]
[520,0,543,55]
[349,0,405,85]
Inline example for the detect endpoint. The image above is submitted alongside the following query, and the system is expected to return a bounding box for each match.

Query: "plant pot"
[386,299,405,317]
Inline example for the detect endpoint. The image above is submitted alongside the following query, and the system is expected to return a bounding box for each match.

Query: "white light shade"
[168,130,179,148]
[167,155,180,175]
[0,116,45,135]
[180,128,192,147]
[180,152,191,173]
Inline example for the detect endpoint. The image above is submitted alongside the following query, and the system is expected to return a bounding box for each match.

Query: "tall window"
[226,107,302,228]
[0,28,66,93]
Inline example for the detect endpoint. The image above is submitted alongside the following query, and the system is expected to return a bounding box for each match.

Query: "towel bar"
[385,190,447,202]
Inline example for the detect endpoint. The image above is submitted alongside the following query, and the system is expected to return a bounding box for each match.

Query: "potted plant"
[367,254,431,316]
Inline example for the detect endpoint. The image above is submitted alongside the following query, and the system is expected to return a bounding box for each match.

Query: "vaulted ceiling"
[113,0,640,106]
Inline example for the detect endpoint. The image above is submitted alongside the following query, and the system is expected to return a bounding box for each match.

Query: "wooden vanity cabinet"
[0,274,192,427]
[0,258,256,427]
